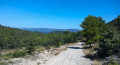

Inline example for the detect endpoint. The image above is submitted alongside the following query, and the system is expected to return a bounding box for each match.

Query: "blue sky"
[0,0,120,29]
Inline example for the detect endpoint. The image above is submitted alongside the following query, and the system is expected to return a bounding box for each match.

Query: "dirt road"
[44,42,93,65]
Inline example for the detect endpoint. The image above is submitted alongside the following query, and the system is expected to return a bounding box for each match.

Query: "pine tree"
[80,15,105,47]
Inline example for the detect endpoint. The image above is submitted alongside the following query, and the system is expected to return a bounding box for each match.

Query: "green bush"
[99,30,120,56]
[56,42,63,47]
[3,50,27,59]
[26,45,35,54]
[13,51,26,58]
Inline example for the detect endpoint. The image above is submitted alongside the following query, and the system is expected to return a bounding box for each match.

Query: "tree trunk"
[90,43,92,47]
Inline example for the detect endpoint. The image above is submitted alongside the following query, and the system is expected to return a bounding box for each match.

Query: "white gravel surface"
[44,42,93,65]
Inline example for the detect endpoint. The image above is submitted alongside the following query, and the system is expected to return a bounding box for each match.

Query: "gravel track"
[44,42,93,65]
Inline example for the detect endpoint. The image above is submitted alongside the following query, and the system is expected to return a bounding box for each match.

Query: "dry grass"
[54,46,66,55]
[94,59,103,65]
[35,46,46,52]
[83,43,98,57]
[0,61,8,65]
[0,48,26,60]
[35,42,76,55]
[1,47,25,55]
[83,43,103,65]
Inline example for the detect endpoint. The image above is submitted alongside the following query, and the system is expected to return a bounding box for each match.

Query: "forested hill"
[107,15,120,32]
[0,25,42,49]
[19,28,79,33]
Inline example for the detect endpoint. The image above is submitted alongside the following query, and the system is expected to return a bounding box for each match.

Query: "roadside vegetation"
[0,25,80,61]
[81,15,120,65]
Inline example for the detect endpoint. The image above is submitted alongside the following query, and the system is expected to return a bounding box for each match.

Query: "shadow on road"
[68,47,82,49]
[82,55,94,61]
[68,46,90,49]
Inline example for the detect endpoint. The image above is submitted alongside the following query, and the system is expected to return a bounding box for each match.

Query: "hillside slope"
[107,15,120,32]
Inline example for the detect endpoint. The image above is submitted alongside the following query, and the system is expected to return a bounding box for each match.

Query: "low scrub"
[0,50,27,60]
[99,30,120,56]
[12,50,27,58]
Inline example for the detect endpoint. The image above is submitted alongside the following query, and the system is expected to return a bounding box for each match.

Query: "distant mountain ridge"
[19,28,80,33]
